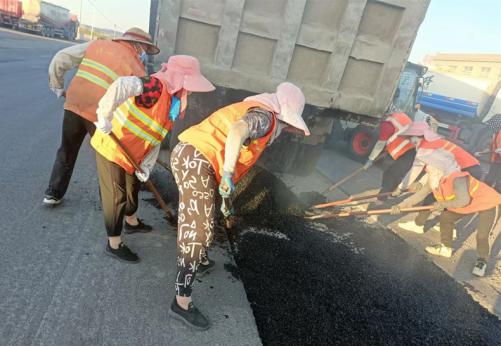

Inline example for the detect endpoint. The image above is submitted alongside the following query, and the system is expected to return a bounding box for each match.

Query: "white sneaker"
[472,259,487,277]
[425,244,452,258]
[43,195,62,206]
[431,226,457,240]
[398,220,424,234]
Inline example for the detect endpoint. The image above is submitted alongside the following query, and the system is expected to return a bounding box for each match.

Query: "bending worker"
[45,28,158,205]
[364,111,416,200]
[169,82,310,330]
[91,56,214,263]
[396,122,481,233]
[391,150,501,277]
[480,114,501,192]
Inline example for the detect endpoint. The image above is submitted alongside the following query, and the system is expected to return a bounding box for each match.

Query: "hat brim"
[278,111,310,136]
[113,37,160,55]
[184,74,215,92]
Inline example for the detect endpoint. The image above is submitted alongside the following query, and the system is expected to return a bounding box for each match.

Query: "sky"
[409,0,501,63]
[47,0,150,32]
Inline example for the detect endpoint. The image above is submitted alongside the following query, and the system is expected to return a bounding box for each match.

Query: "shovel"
[313,191,399,209]
[108,133,177,225]
[305,205,434,220]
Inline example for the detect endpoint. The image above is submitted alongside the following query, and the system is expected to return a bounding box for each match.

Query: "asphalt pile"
[231,167,501,345]
[153,165,501,345]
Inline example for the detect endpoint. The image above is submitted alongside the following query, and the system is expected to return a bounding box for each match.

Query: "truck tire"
[347,126,375,162]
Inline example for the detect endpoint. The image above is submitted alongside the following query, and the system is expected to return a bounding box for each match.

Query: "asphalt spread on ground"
[153,165,501,345]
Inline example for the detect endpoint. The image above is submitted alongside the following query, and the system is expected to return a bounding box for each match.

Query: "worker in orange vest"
[364,112,416,200]
[478,114,501,192]
[45,28,158,206]
[90,55,214,265]
[391,150,501,277]
[396,122,482,234]
[169,82,310,330]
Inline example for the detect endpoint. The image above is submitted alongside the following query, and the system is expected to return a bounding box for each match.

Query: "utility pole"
[77,0,83,40]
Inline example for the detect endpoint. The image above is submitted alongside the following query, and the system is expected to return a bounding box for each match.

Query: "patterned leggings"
[170,142,216,297]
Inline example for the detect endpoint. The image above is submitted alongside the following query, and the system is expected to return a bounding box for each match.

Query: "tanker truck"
[17,0,78,40]
[149,0,430,175]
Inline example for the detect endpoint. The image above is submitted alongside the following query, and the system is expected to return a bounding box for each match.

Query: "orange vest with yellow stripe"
[178,101,277,184]
[385,112,414,159]
[419,138,479,169]
[432,171,501,214]
[65,40,146,122]
[491,130,501,163]
[91,82,172,174]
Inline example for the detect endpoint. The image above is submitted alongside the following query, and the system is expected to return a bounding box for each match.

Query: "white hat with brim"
[114,27,160,55]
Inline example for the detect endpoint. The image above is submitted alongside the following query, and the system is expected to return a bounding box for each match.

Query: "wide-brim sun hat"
[401,121,441,141]
[114,27,160,55]
[244,82,310,136]
[153,55,215,93]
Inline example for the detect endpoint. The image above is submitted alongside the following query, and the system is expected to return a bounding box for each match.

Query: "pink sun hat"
[400,121,441,141]
[152,55,215,94]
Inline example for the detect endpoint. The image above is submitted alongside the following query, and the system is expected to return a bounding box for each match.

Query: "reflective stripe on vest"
[90,80,172,174]
[386,113,411,143]
[75,58,119,90]
[389,138,412,158]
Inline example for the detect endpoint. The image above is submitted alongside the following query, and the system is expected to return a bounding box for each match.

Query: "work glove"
[94,118,112,134]
[408,182,423,193]
[51,87,65,98]
[135,168,150,182]
[219,171,235,198]
[391,187,402,197]
[363,160,373,170]
[390,206,402,215]
[432,202,445,212]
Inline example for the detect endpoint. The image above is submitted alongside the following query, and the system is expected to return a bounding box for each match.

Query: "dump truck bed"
[152,0,430,117]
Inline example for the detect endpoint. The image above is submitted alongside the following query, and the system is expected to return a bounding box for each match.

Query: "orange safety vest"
[491,130,501,163]
[65,40,146,122]
[432,171,501,214]
[385,112,414,160]
[90,81,172,174]
[419,138,479,169]
[178,101,277,184]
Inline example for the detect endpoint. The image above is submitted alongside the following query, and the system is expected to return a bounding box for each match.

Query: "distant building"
[424,53,501,93]
[421,53,501,117]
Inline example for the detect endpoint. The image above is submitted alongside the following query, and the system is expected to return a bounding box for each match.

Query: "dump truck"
[0,0,22,28]
[17,0,78,40]
[150,0,431,175]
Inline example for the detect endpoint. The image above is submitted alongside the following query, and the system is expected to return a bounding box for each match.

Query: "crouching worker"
[169,82,310,329]
[391,150,501,277]
[91,55,214,263]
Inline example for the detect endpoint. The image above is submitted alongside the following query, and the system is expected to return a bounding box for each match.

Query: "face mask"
[140,51,147,65]
[410,136,422,146]
[169,96,181,121]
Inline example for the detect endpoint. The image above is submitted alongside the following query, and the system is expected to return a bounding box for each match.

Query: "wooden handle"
[306,205,433,220]
[108,133,177,224]
[322,166,365,194]
[313,191,393,209]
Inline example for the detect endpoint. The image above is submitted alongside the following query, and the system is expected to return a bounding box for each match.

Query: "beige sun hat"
[113,27,160,55]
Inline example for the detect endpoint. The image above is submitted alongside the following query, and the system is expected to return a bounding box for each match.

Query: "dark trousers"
[171,142,216,297]
[96,152,140,237]
[439,207,499,259]
[486,163,501,193]
[380,149,416,194]
[415,164,484,225]
[45,110,95,199]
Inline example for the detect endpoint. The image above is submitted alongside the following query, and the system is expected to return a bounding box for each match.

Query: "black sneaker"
[123,218,153,234]
[104,242,140,263]
[197,259,215,276]
[43,195,62,206]
[168,298,210,331]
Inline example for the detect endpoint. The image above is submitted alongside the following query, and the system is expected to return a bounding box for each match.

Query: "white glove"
[94,118,112,134]
[51,87,65,98]
[135,168,150,182]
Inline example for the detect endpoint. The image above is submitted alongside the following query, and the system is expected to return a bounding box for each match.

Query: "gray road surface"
[0,28,260,346]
